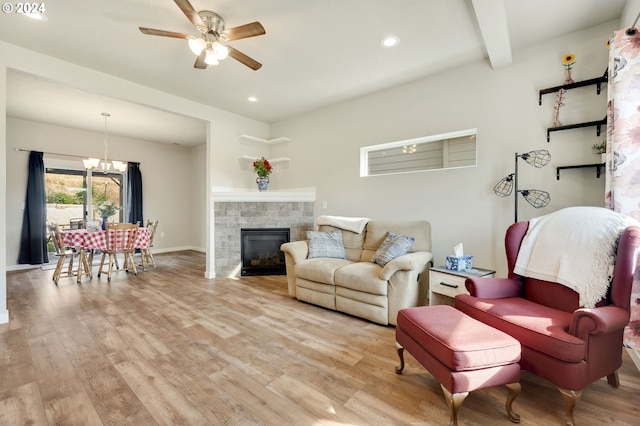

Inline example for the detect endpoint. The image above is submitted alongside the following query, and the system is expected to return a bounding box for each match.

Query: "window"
[360,129,477,177]
[45,158,125,228]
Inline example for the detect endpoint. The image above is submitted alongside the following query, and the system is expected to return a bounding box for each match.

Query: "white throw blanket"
[513,206,637,308]
[317,215,370,233]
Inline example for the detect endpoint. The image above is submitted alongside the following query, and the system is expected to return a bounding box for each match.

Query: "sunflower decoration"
[562,53,576,70]
[562,53,576,84]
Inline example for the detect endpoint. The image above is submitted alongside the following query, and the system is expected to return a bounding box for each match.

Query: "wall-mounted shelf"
[240,155,290,164]
[546,117,606,142]
[556,163,605,180]
[538,69,608,105]
[240,156,290,172]
[238,135,290,146]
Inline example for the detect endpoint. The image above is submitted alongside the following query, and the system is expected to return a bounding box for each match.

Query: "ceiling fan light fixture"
[139,1,264,71]
[205,49,219,65]
[212,41,229,60]
[188,37,206,55]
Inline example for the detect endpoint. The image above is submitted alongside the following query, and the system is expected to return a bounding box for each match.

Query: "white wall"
[190,143,207,251]
[271,21,618,277]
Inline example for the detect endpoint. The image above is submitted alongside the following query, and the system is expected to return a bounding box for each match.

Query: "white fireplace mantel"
[212,187,316,202]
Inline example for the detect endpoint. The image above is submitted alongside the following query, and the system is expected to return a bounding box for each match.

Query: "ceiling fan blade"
[227,46,262,70]
[194,51,207,69]
[174,0,205,29]
[223,22,266,41]
[139,27,190,39]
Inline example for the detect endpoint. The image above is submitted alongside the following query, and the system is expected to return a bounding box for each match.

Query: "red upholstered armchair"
[455,220,640,426]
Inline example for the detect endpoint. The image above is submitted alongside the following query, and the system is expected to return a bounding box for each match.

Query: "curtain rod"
[15,148,86,160]
[627,11,640,35]
[14,148,140,164]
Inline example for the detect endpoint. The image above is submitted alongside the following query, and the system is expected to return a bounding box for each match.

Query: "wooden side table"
[429,266,495,306]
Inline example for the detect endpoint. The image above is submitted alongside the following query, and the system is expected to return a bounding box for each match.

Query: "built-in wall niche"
[238,134,291,172]
[359,128,477,177]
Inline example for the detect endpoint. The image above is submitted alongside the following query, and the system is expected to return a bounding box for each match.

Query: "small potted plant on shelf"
[253,157,272,191]
[592,140,606,163]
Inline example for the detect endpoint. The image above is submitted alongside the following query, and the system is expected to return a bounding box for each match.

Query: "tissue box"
[445,255,474,272]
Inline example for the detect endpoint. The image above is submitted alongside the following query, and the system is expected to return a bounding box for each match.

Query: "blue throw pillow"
[307,230,346,259]
[371,231,415,267]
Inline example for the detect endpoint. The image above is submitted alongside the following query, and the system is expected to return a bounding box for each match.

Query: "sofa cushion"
[336,292,388,324]
[362,220,431,262]
[335,262,387,295]
[318,224,365,262]
[307,230,346,259]
[371,231,415,266]
[455,294,586,363]
[296,258,353,285]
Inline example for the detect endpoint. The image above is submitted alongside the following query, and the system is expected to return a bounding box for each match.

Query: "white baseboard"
[153,246,204,253]
[6,246,206,272]
[6,264,39,272]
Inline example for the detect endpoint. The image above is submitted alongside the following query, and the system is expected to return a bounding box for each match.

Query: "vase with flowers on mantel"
[256,177,269,192]
[253,157,272,192]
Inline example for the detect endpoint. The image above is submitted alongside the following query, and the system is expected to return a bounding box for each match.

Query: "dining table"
[62,227,151,281]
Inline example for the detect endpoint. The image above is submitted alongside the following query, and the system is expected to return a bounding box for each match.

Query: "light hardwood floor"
[1,251,639,425]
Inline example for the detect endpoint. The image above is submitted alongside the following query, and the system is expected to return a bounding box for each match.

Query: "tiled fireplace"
[240,228,290,276]
[213,188,315,277]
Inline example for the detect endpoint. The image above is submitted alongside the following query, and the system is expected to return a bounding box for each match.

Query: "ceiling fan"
[139,0,265,70]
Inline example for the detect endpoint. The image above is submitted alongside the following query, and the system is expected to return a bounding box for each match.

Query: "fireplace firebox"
[240,228,290,276]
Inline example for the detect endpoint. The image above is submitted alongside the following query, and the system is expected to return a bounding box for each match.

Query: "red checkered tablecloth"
[62,228,151,251]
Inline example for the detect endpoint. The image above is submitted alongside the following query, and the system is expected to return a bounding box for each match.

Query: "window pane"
[45,167,124,228]
[360,129,477,177]
[45,168,86,229]
[91,174,123,223]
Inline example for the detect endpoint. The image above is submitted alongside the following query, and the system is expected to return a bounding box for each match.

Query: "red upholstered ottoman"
[396,305,522,425]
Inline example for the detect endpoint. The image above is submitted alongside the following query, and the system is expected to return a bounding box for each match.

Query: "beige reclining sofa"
[281,217,432,325]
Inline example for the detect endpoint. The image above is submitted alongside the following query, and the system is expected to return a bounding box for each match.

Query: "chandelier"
[83,112,127,173]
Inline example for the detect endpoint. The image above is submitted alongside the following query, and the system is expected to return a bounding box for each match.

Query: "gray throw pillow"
[307,230,346,259]
[371,231,415,266]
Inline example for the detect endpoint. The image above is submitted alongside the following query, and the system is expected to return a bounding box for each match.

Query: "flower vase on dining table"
[102,217,108,230]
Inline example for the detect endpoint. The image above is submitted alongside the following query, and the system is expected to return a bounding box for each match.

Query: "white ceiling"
[0,0,629,146]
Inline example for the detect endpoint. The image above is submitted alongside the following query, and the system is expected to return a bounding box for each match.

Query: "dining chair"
[141,219,159,270]
[98,222,139,281]
[47,222,81,284]
[69,218,85,229]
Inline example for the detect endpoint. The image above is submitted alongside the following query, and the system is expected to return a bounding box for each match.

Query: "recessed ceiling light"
[248,96,258,102]
[24,11,47,21]
[380,36,399,48]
